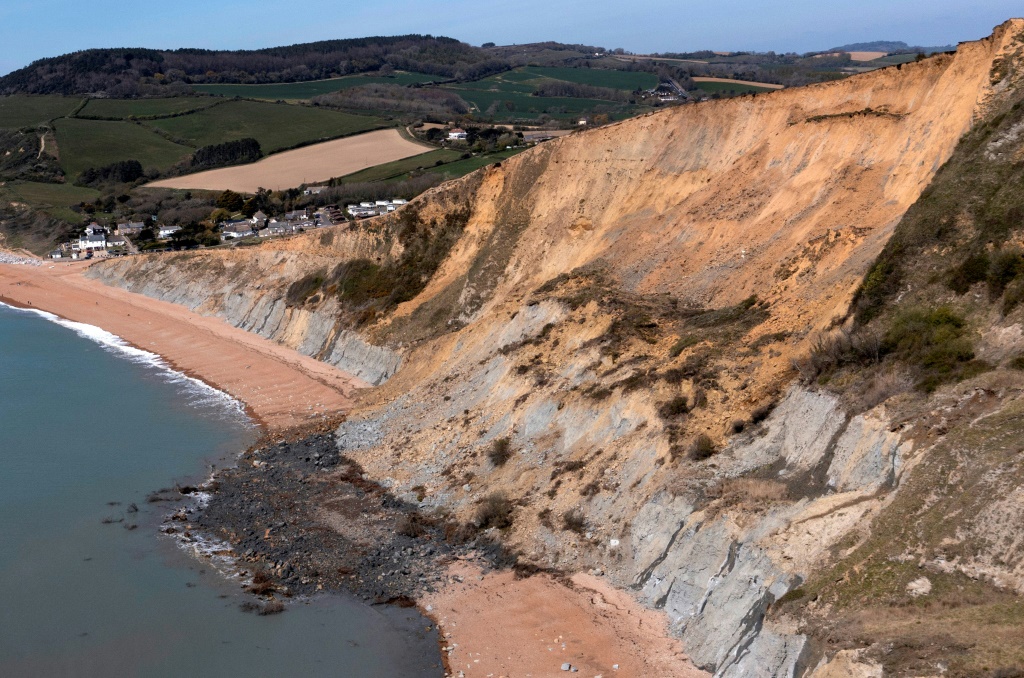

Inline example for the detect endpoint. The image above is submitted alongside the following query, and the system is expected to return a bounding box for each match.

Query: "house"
[221,221,254,240]
[158,225,181,239]
[577,117,590,126]
[448,128,468,141]
[83,223,105,236]
[303,187,325,196]
[251,211,269,228]
[283,210,308,222]
[49,250,64,260]
[79,233,107,251]
[117,221,145,235]
[107,234,127,247]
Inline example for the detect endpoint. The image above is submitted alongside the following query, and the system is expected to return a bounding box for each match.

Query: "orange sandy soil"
[0,256,702,676]
[424,561,707,678]
[0,259,364,429]
[146,129,433,193]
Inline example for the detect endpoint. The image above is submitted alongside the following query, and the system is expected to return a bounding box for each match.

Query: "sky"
[1,0,1021,76]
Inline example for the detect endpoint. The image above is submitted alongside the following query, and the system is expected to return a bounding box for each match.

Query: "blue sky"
[1,0,1021,76]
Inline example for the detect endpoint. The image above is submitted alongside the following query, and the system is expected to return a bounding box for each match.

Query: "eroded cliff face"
[87,20,1024,677]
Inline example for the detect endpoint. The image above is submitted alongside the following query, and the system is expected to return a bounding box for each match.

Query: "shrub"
[488,437,513,466]
[987,248,1024,299]
[1009,353,1024,370]
[750,402,775,424]
[729,419,746,434]
[688,434,717,461]
[884,306,984,390]
[658,396,690,419]
[561,508,587,534]
[947,252,990,295]
[476,492,514,529]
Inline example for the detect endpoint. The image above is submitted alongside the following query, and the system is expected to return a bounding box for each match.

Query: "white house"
[251,210,269,227]
[83,223,105,236]
[221,221,254,240]
[79,233,107,251]
[448,128,468,140]
[158,225,181,239]
[107,234,127,247]
[303,187,325,196]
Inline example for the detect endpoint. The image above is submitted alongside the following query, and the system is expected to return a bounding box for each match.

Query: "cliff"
[88,19,1024,676]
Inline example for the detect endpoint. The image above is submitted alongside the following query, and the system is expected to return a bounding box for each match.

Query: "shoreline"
[0,255,706,678]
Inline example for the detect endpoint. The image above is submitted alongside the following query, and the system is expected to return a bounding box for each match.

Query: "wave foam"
[1,301,252,425]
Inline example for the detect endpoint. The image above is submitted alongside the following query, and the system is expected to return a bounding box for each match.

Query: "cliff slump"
[86,20,1024,677]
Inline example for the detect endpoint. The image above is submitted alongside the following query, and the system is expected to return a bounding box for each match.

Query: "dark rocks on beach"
[177,427,503,605]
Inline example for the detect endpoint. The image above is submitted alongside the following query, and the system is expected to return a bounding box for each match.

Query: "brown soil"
[146,129,433,193]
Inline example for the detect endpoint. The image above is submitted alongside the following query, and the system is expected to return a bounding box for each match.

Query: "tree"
[216,190,244,212]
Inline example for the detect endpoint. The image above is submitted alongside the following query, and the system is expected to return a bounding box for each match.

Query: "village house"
[447,128,468,141]
[107,233,127,247]
[158,225,181,239]
[303,186,325,196]
[346,198,409,218]
[251,210,269,228]
[116,221,145,235]
[79,233,107,251]
[220,221,254,240]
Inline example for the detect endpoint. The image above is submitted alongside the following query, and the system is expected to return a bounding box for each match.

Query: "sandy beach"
[0,254,703,678]
[0,259,363,429]
[425,562,706,678]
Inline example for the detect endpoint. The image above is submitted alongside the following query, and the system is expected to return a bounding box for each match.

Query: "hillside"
[85,19,1024,677]
[0,35,505,96]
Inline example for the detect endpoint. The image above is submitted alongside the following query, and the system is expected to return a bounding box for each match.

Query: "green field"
[423,148,525,178]
[692,81,776,94]
[54,118,192,177]
[0,181,100,221]
[78,96,217,119]
[339,148,462,183]
[868,53,920,65]
[0,96,82,129]
[524,67,658,90]
[147,100,384,152]
[191,72,439,100]
[446,86,634,119]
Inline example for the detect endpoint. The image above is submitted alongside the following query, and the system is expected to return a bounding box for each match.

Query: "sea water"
[0,303,440,677]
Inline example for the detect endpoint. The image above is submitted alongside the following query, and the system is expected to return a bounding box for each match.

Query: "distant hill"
[0,35,510,96]
[829,40,957,54]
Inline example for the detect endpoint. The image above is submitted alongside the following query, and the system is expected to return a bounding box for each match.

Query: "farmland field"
[0,96,82,129]
[78,97,217,119]
[191,72,439,100]
[147,100,384,152]
[445,86,635,119]
[145,129,433,192]
[524,67,658,90]
[422,148,525,178]
[338,148,463,183]
[691,77,783,93]
[54,118,192,177]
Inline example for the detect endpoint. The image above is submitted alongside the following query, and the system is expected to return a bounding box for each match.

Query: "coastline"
[0,259,364,430]
[0,255,706,678]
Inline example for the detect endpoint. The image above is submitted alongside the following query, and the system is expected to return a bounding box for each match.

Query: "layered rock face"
[88,20,1024,676]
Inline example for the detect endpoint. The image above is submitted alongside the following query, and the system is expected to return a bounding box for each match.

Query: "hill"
[829,39,956,54]
[0,35,508,96]
[85,18,1024,677]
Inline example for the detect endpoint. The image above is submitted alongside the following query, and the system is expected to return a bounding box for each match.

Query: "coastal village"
[47,197,411,259]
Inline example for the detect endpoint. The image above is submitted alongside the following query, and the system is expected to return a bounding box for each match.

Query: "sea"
[0,302,441,677]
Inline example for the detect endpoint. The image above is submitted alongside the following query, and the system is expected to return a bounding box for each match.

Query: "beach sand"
[425,561,706,678]
[0,259,363,429]
[0,255,705,677]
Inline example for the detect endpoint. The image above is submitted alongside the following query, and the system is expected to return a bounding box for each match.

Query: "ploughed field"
[145,129,434,192]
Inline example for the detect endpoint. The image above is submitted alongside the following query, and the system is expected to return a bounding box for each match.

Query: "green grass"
[54,118,192,177]
[422,148,525,178]
[339,149,462,183]
[693,81,776,94]
[0,95,83,129]
[146,100,385,153]
[445,87,635,119]
[0,181,100,221]
[78,97,216,119]
[869,53,920,65]
[191,72,439,100]
[524,66,657,91]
